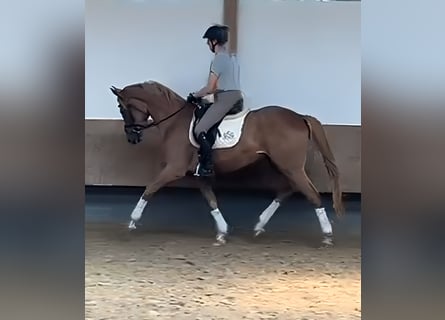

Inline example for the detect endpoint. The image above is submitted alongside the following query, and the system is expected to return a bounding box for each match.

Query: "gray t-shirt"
[210,52,241,91]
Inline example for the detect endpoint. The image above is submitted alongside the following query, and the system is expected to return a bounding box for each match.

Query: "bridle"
[120,100,190,133]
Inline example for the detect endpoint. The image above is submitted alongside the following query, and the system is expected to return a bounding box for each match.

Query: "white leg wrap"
[255,200,280,231]
[315,207,333,235]
[131,197,147,221]
[210,208,228,234]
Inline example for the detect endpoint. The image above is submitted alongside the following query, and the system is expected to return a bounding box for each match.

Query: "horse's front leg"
[198,180,229,246]
[128,166,184,230]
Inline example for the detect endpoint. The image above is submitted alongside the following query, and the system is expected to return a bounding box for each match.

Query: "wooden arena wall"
[85,120,361,193]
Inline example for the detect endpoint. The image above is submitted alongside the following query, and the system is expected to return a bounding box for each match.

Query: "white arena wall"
[86,0,360,125]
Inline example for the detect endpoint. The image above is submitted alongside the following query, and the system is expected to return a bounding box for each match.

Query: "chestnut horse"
[110,80,344,246]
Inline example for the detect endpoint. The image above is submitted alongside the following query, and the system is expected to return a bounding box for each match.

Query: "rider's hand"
[186,93,196,103]
[187,93,201,104]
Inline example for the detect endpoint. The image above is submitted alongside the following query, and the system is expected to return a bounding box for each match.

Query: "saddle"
[192,97,244,146]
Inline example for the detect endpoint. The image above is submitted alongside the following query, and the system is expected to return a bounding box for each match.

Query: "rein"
[124,101,190,131]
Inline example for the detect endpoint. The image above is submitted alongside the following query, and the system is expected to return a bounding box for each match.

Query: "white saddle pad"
[189,108,250,149]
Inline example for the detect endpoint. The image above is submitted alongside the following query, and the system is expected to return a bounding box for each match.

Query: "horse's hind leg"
[253,189,293,237]
[128,167,184,230]
[199,181,229,246]
[272,163,334,247]
[293,171,334,246]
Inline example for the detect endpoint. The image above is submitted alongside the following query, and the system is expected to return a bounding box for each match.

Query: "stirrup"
[193,163,201,176]
[193,162,214,177]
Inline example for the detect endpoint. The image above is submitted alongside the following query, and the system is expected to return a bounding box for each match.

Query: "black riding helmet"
[202,24,229,45]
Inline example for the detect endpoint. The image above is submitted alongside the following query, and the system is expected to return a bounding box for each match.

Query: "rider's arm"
[193,72,218,98]
[193,55,224,98]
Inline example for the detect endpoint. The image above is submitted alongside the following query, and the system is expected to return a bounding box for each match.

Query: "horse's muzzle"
[125,128,143,144]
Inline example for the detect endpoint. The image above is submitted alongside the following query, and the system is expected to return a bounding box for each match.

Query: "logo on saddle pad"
[222,130,235,140]
[189,109,250,149]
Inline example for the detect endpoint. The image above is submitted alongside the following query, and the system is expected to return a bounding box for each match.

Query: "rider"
[187,24,242,177]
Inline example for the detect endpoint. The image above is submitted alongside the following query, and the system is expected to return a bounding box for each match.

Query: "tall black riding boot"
[196,132,214,177]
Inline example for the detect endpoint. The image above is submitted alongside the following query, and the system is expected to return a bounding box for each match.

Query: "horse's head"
[110,85,152,144]
[110,81,188,145]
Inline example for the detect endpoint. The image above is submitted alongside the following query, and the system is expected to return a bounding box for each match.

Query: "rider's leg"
[195,131,214,176]
[193,90,242,176]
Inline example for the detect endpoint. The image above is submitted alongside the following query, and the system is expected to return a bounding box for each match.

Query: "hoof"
[320,234,334,248]
[254,228,265,237]
[128,220,137,230]
[213,233,227,246]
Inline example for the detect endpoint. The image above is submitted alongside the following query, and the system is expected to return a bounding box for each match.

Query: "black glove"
[187,93,201,104]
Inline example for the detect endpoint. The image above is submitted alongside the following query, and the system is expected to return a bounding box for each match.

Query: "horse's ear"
[110,86,122,98]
